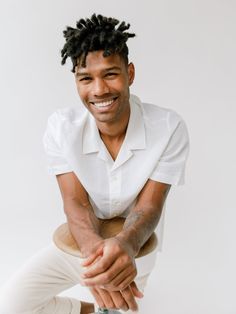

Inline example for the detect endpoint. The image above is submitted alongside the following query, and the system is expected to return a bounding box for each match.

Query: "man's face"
[75,51,135,124]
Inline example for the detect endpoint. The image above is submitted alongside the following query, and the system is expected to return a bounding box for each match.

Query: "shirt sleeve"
[42,111,73,176]
[149,114,190,185]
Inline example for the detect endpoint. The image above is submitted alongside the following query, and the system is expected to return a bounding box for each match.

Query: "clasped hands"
[79,237,143,312]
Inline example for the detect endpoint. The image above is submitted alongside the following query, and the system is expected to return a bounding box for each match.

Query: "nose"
[92,78,109,97]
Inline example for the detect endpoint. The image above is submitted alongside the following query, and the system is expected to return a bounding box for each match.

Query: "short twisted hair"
[61,13,135,72]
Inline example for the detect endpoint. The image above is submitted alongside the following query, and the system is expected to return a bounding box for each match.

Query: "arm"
[82,180,171,289]
[56,172,102,256]
[117,180,171,256]
[56,171,142,310]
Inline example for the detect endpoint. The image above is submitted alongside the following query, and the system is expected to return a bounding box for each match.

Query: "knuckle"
[124,292,133,302]
[98,301,105,308]
[112,242,120,253]
[117,300,126,308]
[114,242,120,250]
[99,263,107,272]
[110,285,119,292]
[126,296,133,303]
[94,296,103,305]
[102,284,108,290]
[107,301,114,309]
[103,273,111,283]
[118,282,126,290]
[121,255,130,264]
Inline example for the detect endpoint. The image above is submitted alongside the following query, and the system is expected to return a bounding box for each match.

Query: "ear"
[127,62,135,86]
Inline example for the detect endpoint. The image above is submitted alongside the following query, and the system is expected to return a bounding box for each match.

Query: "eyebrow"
[75,66,121,77]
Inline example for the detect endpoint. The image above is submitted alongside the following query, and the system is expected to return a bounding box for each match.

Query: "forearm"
[64,199,102,254]
[116,182,170,256]
[116,205,162,257]
[81,206,161,289]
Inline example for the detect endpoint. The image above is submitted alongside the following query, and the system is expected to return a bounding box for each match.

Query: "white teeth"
[93,99,114,107]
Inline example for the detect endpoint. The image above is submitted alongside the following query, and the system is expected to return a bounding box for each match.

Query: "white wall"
[0,1,235,313]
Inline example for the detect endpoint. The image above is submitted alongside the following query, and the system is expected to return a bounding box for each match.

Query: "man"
[0,14,189,314]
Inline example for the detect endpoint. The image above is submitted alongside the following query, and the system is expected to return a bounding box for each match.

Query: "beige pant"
[0,244,157,314]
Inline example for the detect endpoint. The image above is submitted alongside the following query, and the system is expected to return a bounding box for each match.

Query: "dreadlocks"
[61,13,135,72]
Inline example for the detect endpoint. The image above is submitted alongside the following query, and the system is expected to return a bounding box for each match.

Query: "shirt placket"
[109,170,122,218]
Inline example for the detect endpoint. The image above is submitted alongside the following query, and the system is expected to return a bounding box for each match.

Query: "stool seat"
[53,217,158,258]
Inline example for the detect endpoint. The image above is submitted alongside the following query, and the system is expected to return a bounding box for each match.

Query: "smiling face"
[75,51,135,125]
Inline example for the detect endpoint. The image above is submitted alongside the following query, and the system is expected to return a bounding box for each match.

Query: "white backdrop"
[0,1,235,313]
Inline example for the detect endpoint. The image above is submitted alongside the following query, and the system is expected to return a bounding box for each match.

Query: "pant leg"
[131,273,151,314]
[124,247,158,314]
[0,244,83,314]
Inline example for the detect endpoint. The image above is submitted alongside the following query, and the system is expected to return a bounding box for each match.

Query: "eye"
[105,72,118,77]
[80,76,92,82]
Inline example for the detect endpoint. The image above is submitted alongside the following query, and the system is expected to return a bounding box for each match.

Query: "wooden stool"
[53,218,158,313]
[53,217,157,258]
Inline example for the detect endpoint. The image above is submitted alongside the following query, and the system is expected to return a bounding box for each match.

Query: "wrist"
[69,223,103,255]
[79,233,103,256]
[115,231,139,257]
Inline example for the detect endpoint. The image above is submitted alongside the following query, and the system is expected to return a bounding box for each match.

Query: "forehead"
[75,51,126,73]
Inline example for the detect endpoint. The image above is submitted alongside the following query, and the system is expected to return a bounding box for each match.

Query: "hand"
[79,237,104,259]
[89,281,143,312]
[81,237,137,291]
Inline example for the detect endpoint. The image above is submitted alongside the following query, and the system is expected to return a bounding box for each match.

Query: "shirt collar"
[82,94,146,159]
[125,94,146,151]
[82,113,100,154]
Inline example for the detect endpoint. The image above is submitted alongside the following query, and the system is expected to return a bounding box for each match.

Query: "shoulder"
[44,105,88,145]
[47,106,87,126]
[131,94,186,133]
[46,106,88,136]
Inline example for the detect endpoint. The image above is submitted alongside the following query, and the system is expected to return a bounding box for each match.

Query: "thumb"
[81,246,103,267]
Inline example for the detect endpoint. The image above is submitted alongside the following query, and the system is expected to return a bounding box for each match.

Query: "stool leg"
[80,301,94,314]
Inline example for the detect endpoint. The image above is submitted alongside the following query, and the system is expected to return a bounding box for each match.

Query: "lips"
[90,97,118,109]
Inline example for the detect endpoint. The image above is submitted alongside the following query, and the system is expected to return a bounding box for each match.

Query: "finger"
[94,287,116,310]
[82,259,128,287]
[90,288,105,309]
[106,267,137,291]
[81,247,103,267]
[83,263,136,290]
[120,286,138,312]
[130,281,144,298]
[82,254,118,280]
[110,291,129,311]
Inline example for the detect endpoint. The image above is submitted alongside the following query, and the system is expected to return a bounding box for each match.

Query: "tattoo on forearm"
[120,184,171,253]
[123,210,145,229]
[124,209,159,238]
[123,209,158,252]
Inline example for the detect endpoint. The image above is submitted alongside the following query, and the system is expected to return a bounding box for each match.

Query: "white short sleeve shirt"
[43,94,189,251]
